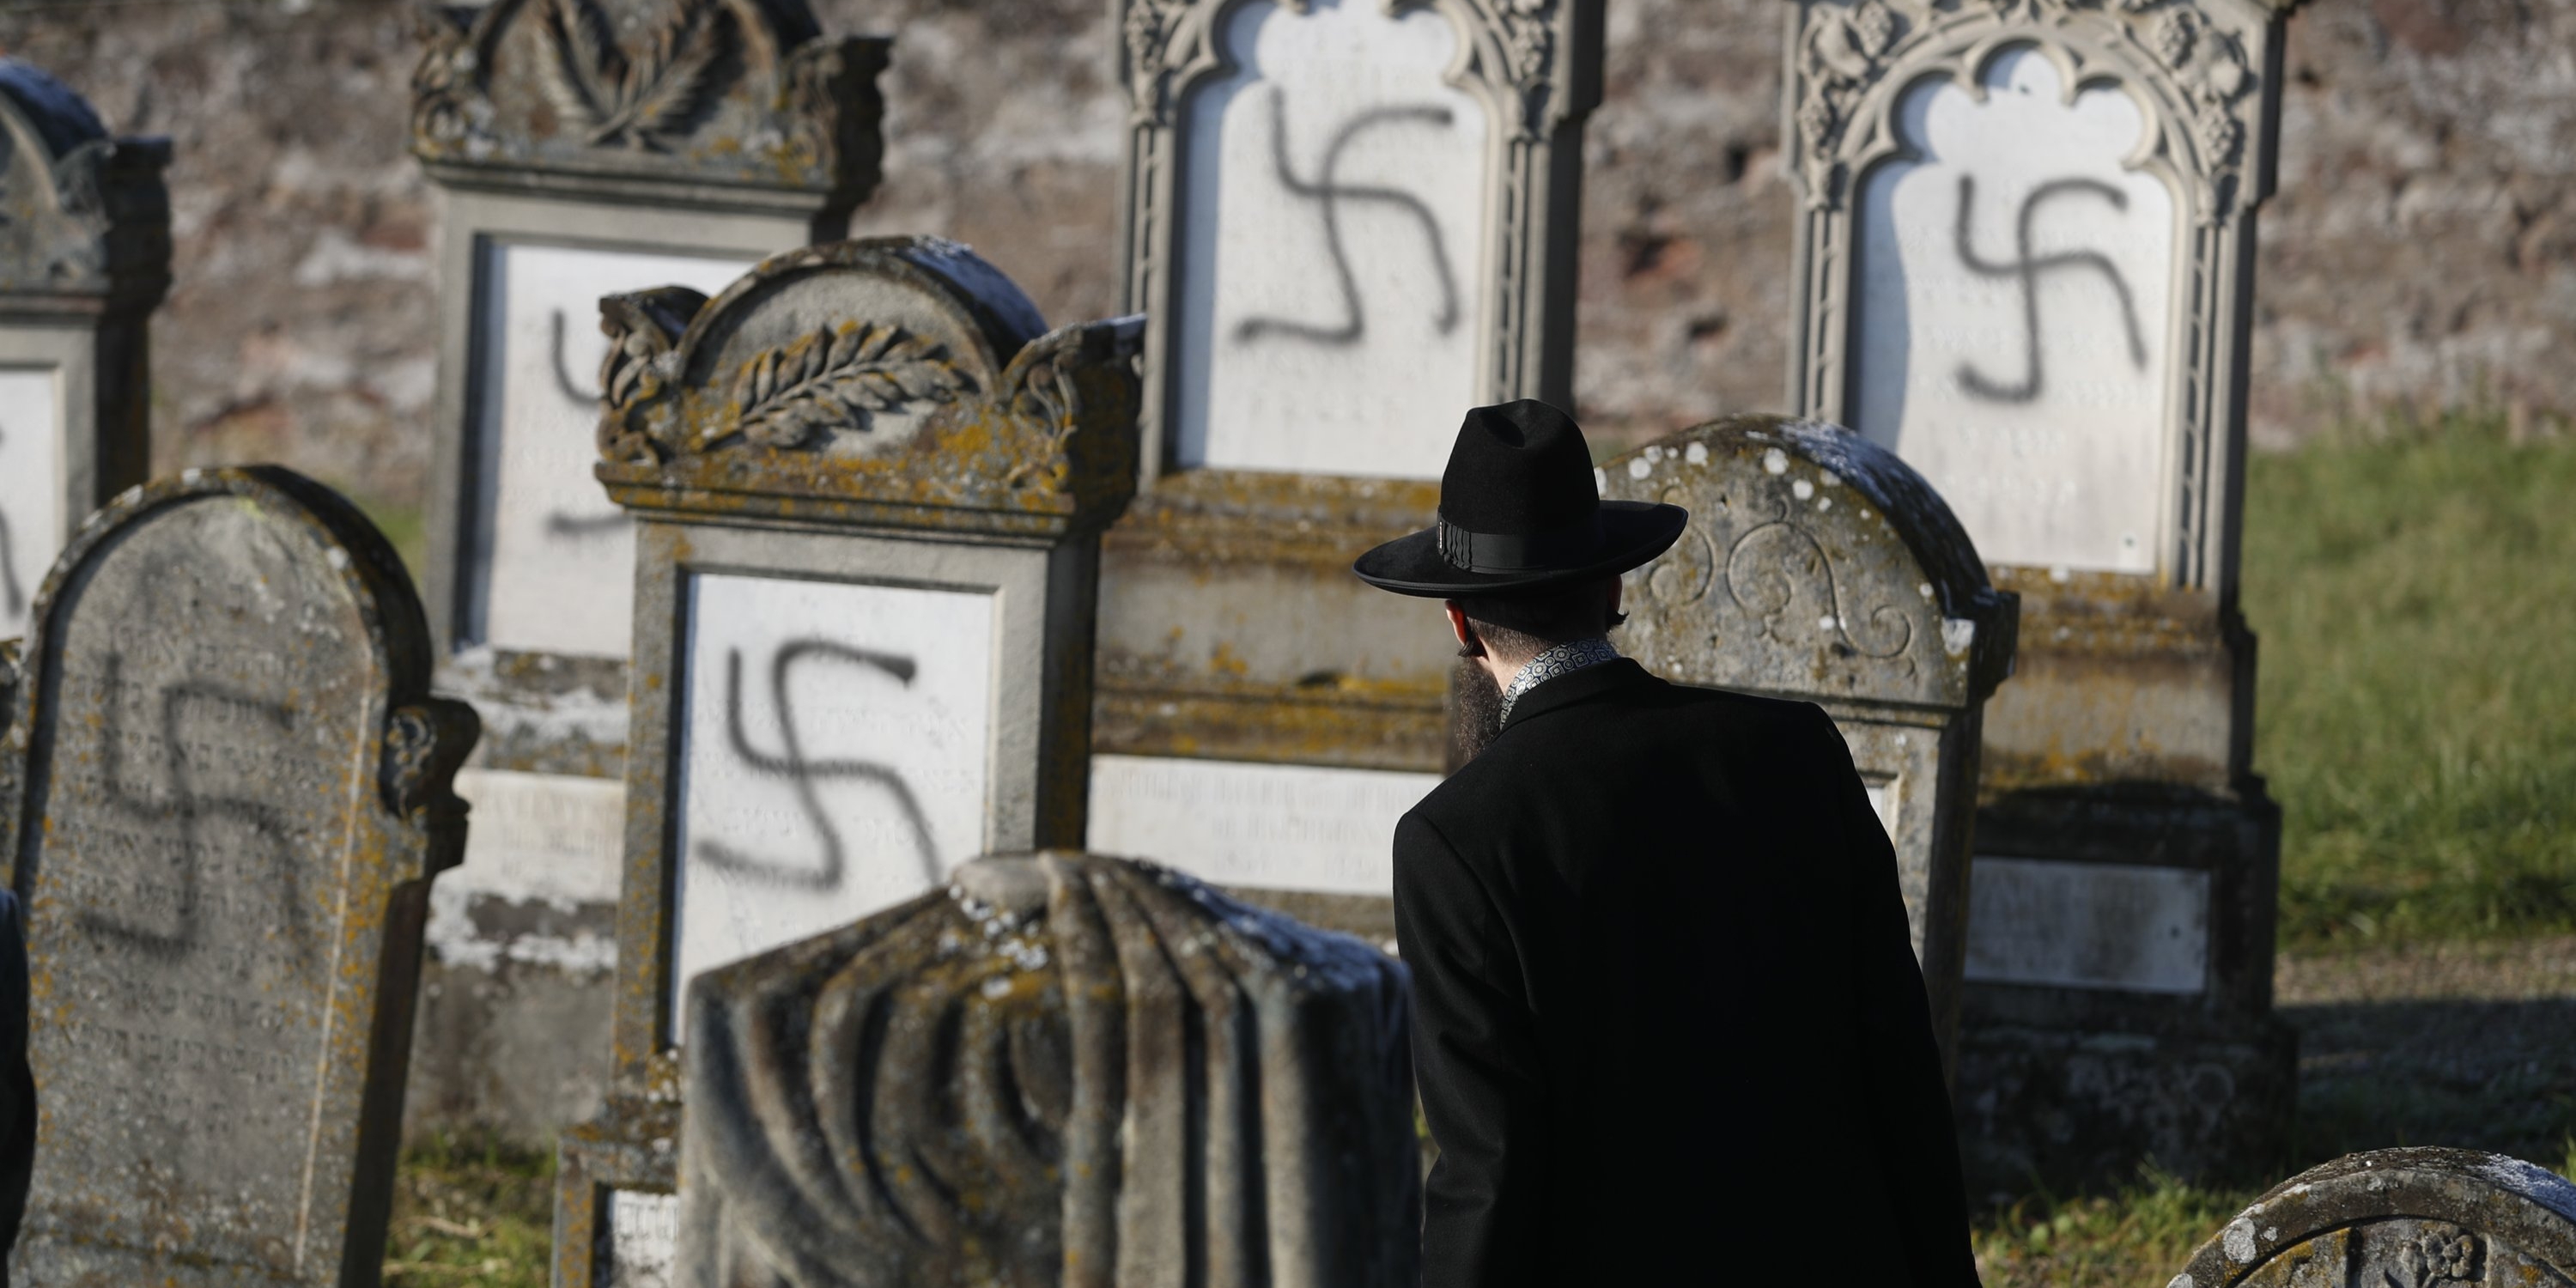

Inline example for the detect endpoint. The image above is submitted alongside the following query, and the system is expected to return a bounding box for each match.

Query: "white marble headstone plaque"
[1965,856,2209,993]
[1087,755,1439,895]
[605,1188,679,1288]
[472,242,756,656]
[1175,0,1492,480]
[1852,48,2177,574]
[0,365,62,641]
[672,574,996,1019]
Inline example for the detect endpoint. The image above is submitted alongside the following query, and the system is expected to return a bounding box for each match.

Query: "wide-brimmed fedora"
[1354,400,1688,598]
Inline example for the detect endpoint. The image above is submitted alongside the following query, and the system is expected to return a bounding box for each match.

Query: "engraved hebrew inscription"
[1852,48,2175,574]
[0,368,61,638]
[470,242,755,655]
[671,574,994,1024]
[1176,0,1492,479]
[13,494,381,1273]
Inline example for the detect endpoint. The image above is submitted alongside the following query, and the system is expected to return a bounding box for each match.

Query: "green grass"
[382,1133,553,1288]
[2245,411,2576,951]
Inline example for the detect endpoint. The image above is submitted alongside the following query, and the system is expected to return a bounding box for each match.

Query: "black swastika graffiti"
[693,639,942,892]
[544,307,629,539]
[1235,87,1463,349]
[82,654,312,964]
[1951,173,2150,404]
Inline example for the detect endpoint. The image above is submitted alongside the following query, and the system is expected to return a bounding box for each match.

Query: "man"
[1355,400,1979,1286]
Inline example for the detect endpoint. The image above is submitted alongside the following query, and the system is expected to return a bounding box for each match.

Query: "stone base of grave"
[551,1098,680,1288]
[1953,1014,2299,1195]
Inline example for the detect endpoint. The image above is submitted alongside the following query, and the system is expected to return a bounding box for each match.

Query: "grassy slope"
[2245,417,2576,949]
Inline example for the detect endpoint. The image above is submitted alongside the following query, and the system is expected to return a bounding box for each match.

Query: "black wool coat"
[1393,659,1980,1288]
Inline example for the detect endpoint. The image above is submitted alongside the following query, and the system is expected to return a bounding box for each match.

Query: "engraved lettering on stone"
[1951,174,2149,404]
[693,640,939,891]
[1234,88,1461,349]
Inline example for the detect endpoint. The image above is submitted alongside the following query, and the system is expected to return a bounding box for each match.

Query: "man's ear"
[1445,600,1484,657]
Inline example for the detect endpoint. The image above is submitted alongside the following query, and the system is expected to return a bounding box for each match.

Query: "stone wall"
[0,0,2567,1144]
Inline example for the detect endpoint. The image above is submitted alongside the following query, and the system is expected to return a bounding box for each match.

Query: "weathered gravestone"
[677,850,1419,1287]
[1087,0,1607,939]
[1598,414,2017,1058]
[0,468,478,1285]
[1781,0,2303,1182]
[0,58,169,645]
[549,236,1143,1285]
[2172,1148,2576,1287]
[406,0,890,1143]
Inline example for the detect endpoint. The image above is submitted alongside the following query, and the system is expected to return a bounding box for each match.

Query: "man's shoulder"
[1407,672,1831,830]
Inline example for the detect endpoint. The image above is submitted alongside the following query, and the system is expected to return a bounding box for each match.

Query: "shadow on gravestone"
[677,851,1419,1287]
[2172,1148,2576,1287]
[0,468,479,1286]
[1597,414,2019,1069]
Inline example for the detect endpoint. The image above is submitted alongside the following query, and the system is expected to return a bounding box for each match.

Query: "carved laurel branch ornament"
[1791,0,2261,220]
[728,323,969,450]
[1121,0,1565,137]
[535,0,726,150]
[410,0,877,193]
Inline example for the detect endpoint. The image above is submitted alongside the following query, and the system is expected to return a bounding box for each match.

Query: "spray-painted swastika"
[692,639,942,892]
[1236,87,1462,349]
[1951,174,2150,404]
[544,307,629,539]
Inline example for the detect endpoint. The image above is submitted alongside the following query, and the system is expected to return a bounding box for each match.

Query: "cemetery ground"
[376,410,2576,1285]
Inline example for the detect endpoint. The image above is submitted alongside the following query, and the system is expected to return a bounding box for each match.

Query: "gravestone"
[549,236,1144,1286]
[1090,0,1607,938]
[1599,414,2017,1058]
[0,467,478,1285]
[677,851,1419,1287]
[1780,0,2303,1183]
[0,58,169,644]
[2172,1148,2576,1287]
[406,0,890,1141]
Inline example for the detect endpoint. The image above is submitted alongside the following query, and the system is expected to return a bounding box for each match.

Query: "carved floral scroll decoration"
[1121,0,1569,138]
[1725,501,1917,672]
[534,0,729,151]
[1790,0,2260,221]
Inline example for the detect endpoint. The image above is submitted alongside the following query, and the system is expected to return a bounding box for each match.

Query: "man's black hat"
[1354,399,1689,598]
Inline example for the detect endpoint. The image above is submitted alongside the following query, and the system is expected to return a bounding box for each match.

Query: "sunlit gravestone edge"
[2172,1148,2576,1287]
[550,235,1143,1285]
[1783,0,2305,1187]
[1094,0,1604,933]
[0,468,477,1285]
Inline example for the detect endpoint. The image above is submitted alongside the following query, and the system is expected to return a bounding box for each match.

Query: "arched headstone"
[550,236,1145,1284]
[405,0,892,1146]
[1600,414,2017,1053]
[677,851,1419,1287]
[0,468,477,1285]
[2174,1149,2576,1287]
[1088,0,1607,933]
[1781,0,2306,1183]
[0,58,169,643]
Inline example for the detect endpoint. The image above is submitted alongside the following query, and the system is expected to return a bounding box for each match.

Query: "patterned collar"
[1498,636,1622,724]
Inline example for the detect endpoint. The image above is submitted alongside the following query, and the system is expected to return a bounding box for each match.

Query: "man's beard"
[1447,658,1506,769]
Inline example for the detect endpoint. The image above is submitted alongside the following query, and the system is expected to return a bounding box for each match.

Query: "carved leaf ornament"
[536,0,726,150]
[728,323,969,449]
